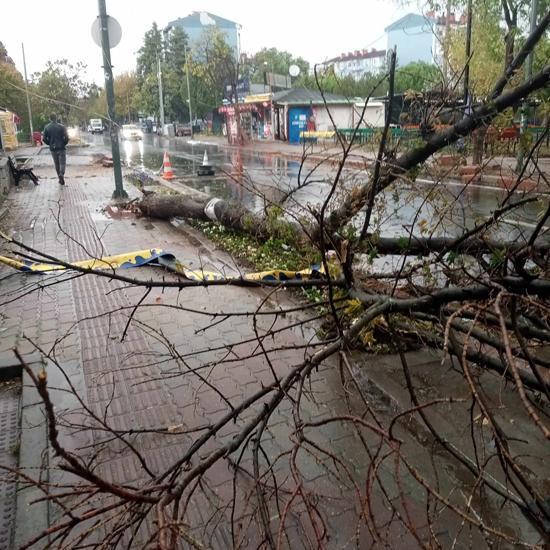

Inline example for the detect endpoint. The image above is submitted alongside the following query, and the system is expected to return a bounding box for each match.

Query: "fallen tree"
[2,10,550,549]
[138,191,303,244]
[134,47,550,259]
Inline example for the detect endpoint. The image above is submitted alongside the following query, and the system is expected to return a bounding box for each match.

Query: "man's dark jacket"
[43,122,69,151]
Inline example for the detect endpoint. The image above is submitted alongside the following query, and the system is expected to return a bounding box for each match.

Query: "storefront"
[218,93,273,143]
[0,109,20,151]
[271,88,354,143]
[243,94,273,140]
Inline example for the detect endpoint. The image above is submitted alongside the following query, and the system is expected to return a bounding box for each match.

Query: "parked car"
[141,119,153,133]
[176,123,192,137]
[121,124,143,140]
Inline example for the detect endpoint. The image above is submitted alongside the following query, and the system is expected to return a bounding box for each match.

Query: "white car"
[121,124,143,140]
[89,118,104,134]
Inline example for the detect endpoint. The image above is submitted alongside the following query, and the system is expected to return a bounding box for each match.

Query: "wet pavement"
[0,379,20,550]
[85,133,548,242]
[1,150,546,547]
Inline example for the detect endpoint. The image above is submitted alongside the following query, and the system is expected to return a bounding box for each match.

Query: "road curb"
[13,353,49,549]
[0,205,9,223]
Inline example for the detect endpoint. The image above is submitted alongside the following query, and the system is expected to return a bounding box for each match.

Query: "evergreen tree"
[136,22,163,86]
[188,28,238,118]
[164,26,191,122]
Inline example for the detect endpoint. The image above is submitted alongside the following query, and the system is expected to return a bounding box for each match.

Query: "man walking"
[43,114,69,185]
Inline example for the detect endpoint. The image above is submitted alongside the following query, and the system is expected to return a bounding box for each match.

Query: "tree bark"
[360,235,550,257]
[472,125,487,165]
[137,192,301,242]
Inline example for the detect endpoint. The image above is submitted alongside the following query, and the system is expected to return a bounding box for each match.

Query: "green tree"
[163,26,191,122]
[394,61,443,93]
[90,72,139,124]
[244,48,309,84]
[135,22,163,119]
[447,5,505,97]
[31,59,95,128]
[432,0,550,85]
[0,44,27,120]
[135,23,194,122]
[136,22,163,86]
[0,41,15,65]
[296,65,388,98]
[164,26,187,75]
[188,28,238,118]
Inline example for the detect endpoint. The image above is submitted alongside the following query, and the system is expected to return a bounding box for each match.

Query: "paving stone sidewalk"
[0,150,476,548]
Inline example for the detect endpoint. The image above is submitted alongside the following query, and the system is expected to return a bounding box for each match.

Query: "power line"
[6,80,118,127]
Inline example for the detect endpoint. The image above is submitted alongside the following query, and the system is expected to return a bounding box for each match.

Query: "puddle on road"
[95,135,549,238]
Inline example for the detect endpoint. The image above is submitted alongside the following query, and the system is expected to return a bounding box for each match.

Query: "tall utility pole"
[97,0,126,198]
[463,0,473,106]
[183,41,193,138]
[21,43,34,141]
[157,54,165,134]
[516,0,539,172]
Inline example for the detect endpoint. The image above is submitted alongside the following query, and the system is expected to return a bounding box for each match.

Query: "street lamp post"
[97,0,127,198]
[183,41,193,138]
[157,54,165,133]
[21,43,34,141]
[264,61,271,92]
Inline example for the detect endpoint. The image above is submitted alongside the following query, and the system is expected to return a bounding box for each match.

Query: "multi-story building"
[165,11,240,56]
[385,12,465,68]
[323,49,387,80]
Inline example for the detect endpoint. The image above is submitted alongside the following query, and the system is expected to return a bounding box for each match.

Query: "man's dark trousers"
[51,149,66,178]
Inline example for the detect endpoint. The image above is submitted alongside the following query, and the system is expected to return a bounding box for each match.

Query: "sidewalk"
[189,134,550,184]
[0,150,412,547]
[188,133,376,169]
[0,149,542,547]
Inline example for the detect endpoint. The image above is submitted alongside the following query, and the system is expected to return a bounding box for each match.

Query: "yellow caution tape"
[0,248,165,273]
[159,256,323,282]
[0,248,324,282]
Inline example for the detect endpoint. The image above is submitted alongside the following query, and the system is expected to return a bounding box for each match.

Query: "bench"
[300,131,336,144]
[7,155,39,186]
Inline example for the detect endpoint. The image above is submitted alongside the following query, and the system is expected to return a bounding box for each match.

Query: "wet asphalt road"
[85,132,547,244]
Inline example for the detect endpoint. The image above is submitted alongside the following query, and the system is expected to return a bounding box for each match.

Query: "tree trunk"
[138,192,301,243]
[504,30,516,70]
[139,193,209,221]
[472,125,487,165]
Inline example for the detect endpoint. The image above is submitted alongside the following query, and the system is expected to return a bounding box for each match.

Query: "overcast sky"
[3,1,417,84]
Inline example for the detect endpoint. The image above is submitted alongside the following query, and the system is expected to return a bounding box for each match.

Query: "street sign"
[265,72,291,90]
[91,16,122,48]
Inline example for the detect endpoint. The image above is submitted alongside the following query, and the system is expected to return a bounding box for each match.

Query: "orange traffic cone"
[162,152,174,180]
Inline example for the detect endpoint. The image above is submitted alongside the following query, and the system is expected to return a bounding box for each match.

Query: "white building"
[352,100,385,127]
[321,49,387,80]
[165,12,240,57]
[385,12,466,68]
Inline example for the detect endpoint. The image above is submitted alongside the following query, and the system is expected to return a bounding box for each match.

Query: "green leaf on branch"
[490,248,506,268]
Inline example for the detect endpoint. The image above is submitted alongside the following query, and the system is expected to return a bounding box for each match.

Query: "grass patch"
[189,219,329,307]
[190,220,320,272]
